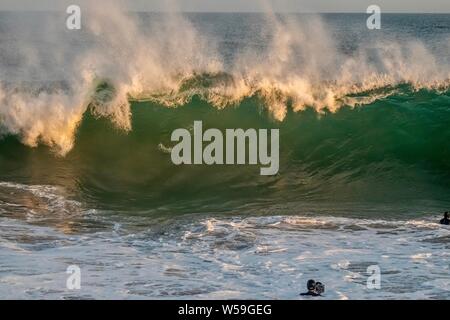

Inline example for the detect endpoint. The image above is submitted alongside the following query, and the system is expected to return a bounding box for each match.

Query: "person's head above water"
[314,282,325,295]
[307,279,316,291]
[445,212,449,219]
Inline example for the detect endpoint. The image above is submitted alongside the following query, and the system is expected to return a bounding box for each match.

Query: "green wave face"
[1,86,450,216]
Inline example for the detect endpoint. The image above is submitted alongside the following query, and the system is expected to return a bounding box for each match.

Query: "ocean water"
[0,9,450,299]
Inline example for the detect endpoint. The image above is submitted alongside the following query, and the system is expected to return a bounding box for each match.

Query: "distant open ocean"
[0,10,449,299]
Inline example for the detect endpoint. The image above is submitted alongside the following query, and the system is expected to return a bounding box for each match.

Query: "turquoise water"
[0,11,449,299]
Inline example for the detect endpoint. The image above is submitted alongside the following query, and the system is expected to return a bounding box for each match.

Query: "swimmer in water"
[300,279,325,297]
[440,212,449,225]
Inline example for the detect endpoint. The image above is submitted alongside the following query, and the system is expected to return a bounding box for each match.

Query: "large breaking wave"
[1,3,450,155]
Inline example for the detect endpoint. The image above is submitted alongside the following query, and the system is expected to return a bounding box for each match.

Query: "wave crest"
[1,4,450,154]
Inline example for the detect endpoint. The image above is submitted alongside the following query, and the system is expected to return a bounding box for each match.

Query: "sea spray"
[0,2,449,155]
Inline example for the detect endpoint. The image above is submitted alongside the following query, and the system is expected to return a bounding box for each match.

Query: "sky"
[1,0,450,13]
